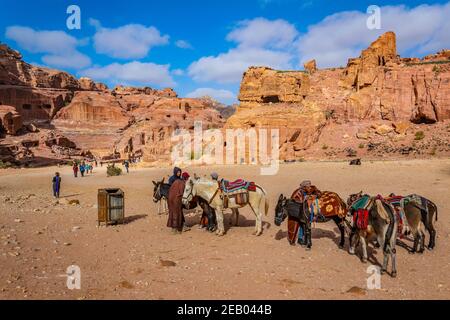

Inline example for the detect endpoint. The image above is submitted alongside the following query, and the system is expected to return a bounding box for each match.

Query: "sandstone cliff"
[229,31,450,160]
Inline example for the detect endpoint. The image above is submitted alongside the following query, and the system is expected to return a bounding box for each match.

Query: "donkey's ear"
[152,181,157,186]
[279,194,284,200]
[161,177,165,184]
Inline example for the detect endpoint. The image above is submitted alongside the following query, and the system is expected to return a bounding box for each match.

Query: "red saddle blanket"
[353,209,369,230]
[221,179,256,193]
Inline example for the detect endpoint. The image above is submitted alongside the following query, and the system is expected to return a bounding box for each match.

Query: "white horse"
[182,177,269,236]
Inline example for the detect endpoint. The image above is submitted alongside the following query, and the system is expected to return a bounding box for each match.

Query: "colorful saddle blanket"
[353,209,369,230]
[350,195,371,212]
[220,179,256,193]
[385,195,411,237]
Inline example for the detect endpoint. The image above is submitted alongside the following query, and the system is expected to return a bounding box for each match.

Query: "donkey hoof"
[256,231,263,237]
[409,250,416,255]
[361,258,368,264]
[381,269,386,275]
[339,244,344,250]
[427,246,435,251]
[391,271,397,278]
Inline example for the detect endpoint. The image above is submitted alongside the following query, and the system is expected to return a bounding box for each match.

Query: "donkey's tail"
[382,201,396,253]
[430,201,438,222]
[264,197,269,216]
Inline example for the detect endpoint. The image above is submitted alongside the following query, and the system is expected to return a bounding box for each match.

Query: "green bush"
[358,143,365,149]
[322,144,329,150]
[415,131,425,141]
[107,165,122,177]
[0,160,13,169]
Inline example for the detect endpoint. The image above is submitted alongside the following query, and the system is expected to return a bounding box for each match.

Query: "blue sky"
[1,0,449,104]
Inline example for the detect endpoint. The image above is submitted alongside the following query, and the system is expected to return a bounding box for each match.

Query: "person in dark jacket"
[168,167,182,185]
[52,172,61,198]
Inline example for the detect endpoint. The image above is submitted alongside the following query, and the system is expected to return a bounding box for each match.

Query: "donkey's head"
[274,194,289,226]
[182,177,196,206]
[152,178,165,203]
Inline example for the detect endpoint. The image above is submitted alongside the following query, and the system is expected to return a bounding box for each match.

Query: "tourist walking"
[52,172,61,198]
[79,162,85,177]
[72,162,78,178]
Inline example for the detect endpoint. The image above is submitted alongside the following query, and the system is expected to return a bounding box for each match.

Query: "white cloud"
[297,2,450,68]
[42,51,92,69]
[80,61,175,87]
[5,26,91,69]
[172,69,185,76]
[92,23,169,59]
[189,47,292,83]
[188,18,296,84]
[226,18,298,49]
[186,87,236,104]
[175,40,193,49]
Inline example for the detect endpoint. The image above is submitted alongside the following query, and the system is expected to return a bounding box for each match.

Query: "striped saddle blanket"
[385,195,410,236]
[220,179,256,194]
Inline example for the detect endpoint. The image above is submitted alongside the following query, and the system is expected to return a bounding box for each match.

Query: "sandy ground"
[0,160,449,300]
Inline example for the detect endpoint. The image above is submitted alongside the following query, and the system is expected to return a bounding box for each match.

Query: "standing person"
[79,162,85,177]
[168,167,182,185]
[124,160,129,174]
[52,172,61,198]
[72,162,78,178]
[95,159,98,167]
[167,172,191,234]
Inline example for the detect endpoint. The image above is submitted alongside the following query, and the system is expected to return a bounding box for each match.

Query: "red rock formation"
[231,31,450,161]
[0,105,22,135]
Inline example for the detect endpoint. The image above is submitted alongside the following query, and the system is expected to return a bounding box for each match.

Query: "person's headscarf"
[182,172,190,181]
[210,172,219,180]
[168,167,182,185]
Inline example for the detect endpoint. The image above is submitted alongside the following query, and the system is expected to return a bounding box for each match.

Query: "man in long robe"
[167,172,190,233]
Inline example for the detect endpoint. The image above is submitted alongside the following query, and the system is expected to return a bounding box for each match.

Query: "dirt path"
[0,160,449,300]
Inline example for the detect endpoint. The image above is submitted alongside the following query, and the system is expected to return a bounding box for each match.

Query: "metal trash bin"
[98,188,125,226]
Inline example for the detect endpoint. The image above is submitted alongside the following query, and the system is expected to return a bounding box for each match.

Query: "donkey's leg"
[390,247,397,278]
[360,236,368,263]
[419,227,426,254]
[426,212,437,250]
[348,229,358,255]
[216,208,225,236]
[233,208,240,227]
[332,216,345,249]
[412,232,419,254]
[305,223,312,250]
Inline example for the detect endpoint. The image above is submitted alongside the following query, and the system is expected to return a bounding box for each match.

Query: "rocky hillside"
[1,31,449,167]
[228,31,450,161]
[0,43,225,166]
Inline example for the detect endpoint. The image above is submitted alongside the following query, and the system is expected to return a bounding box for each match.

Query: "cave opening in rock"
[411,116,437,125]
[262,95,280,103]
[43,104,51,109]
[22,104,32,110]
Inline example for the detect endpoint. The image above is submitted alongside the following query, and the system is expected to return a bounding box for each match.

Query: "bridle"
[153,182,164,203]
[182,182,194,203]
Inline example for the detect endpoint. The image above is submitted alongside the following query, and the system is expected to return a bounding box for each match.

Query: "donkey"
[275,189,347,250]
[182,177,269,236]
[390,194,438,250]
[152,178,170,215]
[153,178,217,231]
[347,192,398,277]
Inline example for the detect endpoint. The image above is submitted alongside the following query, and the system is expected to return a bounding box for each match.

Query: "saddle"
[294,185,324,223]
[220,179,256,208]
